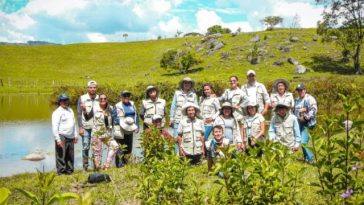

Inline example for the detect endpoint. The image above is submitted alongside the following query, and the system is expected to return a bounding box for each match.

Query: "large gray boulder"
[295,65,307,74]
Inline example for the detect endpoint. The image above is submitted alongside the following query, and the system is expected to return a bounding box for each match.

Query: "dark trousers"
[55,135,74,174]
[115,134,133,167]
[186,154,202,165]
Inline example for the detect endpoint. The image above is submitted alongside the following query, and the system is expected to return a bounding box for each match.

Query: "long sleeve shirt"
[52,106,77,141]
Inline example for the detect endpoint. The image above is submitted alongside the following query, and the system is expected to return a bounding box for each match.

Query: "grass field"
[0,28,362,94]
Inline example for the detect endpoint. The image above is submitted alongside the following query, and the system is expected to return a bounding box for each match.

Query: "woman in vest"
[200,83,221,141]
[270,79,294,112]
[113,90,139,168]
[213,102,243,149]
[177,102,205,164]
[269,102,301,152]
[242,102,265,148]
[90,94,119,170]
[170,77,198,153]
[219,76,247,140]
[140,85,166,130]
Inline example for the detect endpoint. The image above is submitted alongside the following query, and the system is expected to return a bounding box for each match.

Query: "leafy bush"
[206,25,231,35]
[0,187,10,205]
[160,49,202,74]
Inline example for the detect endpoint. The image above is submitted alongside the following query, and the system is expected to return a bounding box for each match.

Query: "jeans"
[82,128,92,169]
[204,125,213,141]
[301,126,313,161]
[173,123,179,154]
[55,135,74,174]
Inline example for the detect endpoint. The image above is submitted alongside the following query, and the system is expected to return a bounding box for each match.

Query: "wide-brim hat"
[221,102,233,109]
[145,85,158,97]
[243,101,259,112]
[120,117,138,132]
[273,79,290,92]
[275,102,290,111]
[121,90,132,96]
[181,102,200,116]
[179,77,195,90]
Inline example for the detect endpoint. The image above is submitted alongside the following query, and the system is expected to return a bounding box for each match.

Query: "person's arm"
[71,109,78,143]
[169,93,177,124]
[52,109,64,148]
[140,103,145,121]
[268,118,277,141]
[194,93,198,105]
[218,90,227,102]
[111,106,119,125]
[177,123,184,156]
[77,97,83,128]
[133,104,140,129]
[261,85,271,115]
[304,96,317,120]
[293,116,301,149]
[255,118,265,140]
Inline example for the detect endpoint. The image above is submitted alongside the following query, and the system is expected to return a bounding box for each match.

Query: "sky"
[0,0,324,44]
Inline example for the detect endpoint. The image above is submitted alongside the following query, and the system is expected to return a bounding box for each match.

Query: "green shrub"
[160,49,202,74]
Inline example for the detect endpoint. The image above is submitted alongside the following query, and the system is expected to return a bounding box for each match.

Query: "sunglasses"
[99,97,107,100]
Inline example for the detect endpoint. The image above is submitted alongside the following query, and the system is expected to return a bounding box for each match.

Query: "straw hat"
[120,117,138,132]
[179,77,195,90]
[243,101,259,113]
[272,79,290,92]
[145,85,158,97]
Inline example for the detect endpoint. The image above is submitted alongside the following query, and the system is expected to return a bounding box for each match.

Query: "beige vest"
[92,105,113,138]
[243,115,263,141]
[273,114,296,148]
[200,97,219,125]
[114,101,136,139]
[242,83,267,114]
[180,118,204,155]
[174,90,197,122]
[80,94,99,129]
[142,98,166,125]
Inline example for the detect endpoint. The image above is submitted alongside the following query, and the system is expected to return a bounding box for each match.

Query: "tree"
[261,16,283,30]
[123,33,128,41]
[316,0,364,74]
[160,49,201,74]
[206,25,231,35]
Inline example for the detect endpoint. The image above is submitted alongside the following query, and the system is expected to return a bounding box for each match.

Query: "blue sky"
[0,0,324,43]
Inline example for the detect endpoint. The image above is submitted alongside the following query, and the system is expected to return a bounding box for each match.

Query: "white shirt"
[246,84,258,104]
[52,106,77,141]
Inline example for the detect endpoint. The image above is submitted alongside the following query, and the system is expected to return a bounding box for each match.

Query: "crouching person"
[205,125,229,171]
[269,102,301,152]
[91,94,119,170]
[177,102,205,164]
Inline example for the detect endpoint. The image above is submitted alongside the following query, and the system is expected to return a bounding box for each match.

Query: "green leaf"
[0,187,11,205]
[15,188,40,205]
[47,193,79,205]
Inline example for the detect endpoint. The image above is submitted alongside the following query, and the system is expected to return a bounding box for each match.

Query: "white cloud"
[24,0,87,16]
[87,33,108,42]
[158,16,182,34]
[195,9,223,33]
[0,12,35,30]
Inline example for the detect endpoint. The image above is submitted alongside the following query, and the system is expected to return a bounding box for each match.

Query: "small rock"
[259,49,268,56]
[220,52,230,60]
[273,61,284,66]
[288,57,299,65]
[213,42,224,51]
[280,45,293,52]
[295,65,307,74]
[231,33,237,37]
[290,36,299,42]
[312,36,318,41]
[251,35,260,42]
[23,153,45,161]
[303,46,308,50]
[151,66,157,71]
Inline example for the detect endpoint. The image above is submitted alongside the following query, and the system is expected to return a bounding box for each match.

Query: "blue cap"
[295,83,305,91]
[58,93,69,102]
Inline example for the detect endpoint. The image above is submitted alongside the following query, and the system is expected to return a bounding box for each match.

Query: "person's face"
[276,107,287,117]
[187,107,196,118]
[222,107,232,117]
[122,93,130,103]
[59,99,69,108]
[99,95,108,106]
[229,77,238,89]
[183,82,192,91]
[87,85,97,95]
[203,86,212,97]
[148,90,157,99]
[213,128,223,142]
[247,74,256,83]
[277,83,286,94]
[153,119,162,129]
[247,106,257,116]
[296,89,306,98]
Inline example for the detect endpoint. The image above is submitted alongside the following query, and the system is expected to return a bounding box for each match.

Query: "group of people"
[51,69,317,175]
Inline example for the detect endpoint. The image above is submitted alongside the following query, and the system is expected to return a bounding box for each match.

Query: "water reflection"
[0,94,141,177]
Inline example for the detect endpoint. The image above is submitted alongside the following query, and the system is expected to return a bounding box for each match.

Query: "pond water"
[0,94,141,177]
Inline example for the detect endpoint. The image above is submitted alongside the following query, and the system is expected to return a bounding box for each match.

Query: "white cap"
[120,117,138,132]
[87,80,97,87]
[246,69,256,76]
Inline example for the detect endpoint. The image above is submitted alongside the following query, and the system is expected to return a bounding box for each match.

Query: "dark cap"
[121,90,131,96]
[295,83,306,91]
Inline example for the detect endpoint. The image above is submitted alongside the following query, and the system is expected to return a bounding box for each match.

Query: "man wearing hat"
[113,90,139,167]
[269,102,301,151]
[52,94,78,175]
[241,70,270,115]
[140,85,166,130]
[170,77,198,152]
[293,83,317,163]
[177,102,205,164]
[270,79,294,112]
[77,80,99,171]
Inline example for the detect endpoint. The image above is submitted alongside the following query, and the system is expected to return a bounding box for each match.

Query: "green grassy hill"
[0,28,361,93]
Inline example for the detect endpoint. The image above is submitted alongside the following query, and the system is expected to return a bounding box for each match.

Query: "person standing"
[269,102,301,152]
[293,83,317,163]
[91,94,119,170]
[200,83,220,140]
[270,79,294,112]
[170,77,198,153]
[113,90,139,167]
[77,80,99,171]
[52,94,78,175]
[140,85,166,130]
[241,70,270,115]
[177,102,205,164]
